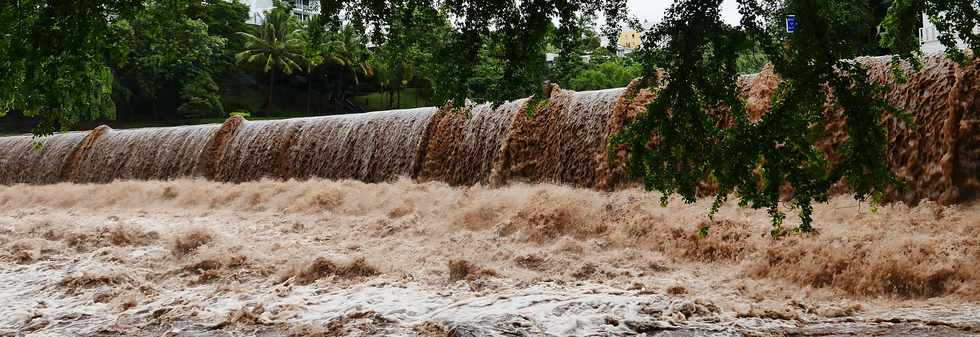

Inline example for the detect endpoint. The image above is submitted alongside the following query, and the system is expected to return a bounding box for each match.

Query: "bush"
[568,60,641,91]
[229,111,251,118]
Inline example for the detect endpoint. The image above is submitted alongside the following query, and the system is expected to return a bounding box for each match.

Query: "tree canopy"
[118,0,228,117]
[317,0,629,105]
[235,2,306,115]
[0,0,141,135]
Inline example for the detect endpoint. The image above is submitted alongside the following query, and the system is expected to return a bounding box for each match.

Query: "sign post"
[786,15,797,33]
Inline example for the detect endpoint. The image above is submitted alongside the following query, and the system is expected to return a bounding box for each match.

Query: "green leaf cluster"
[118,0,229,117]
[568,59,641,91]
[0,0,142,135]
[319,0,628,107]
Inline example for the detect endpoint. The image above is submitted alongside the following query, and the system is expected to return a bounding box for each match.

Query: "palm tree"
[321,24,374,111]
[299,16,326,114]
[235,6,304,116]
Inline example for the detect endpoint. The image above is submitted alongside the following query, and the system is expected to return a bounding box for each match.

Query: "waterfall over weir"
[0,56,977,205]
[0,131,91,185]
[419,100,526,186]
[496,88,626,187]
[72,125,221,184]
[213,107,439,183]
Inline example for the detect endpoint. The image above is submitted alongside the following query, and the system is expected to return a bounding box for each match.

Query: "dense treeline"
[0,0,645,133]
[1,0,902,134]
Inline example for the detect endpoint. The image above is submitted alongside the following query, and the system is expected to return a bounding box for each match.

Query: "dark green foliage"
[189,0,251,72]
[568,59,641,91]
[320,0,627,106]
[310,20,373,111]
[550,13,593,90]
[464,38,507,102]
[611,0,748,221]
[3,0,627,132]
[178,71,225,116]
[491,0,552,102]
[735,41,769,74]
[0,0,142,135]
[368,1,447,108]
[116,0,227,118]
[235,1,305,115]
[431,0,555,105]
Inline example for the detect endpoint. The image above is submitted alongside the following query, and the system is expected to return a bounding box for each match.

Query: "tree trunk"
[266,70,276,117]
[306,72,312,115]
[151,98,158,119]
[335,68,343,114]
[351,73,359,100]
[321,83,328,115]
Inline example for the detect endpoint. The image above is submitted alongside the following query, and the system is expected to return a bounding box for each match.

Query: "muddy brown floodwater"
[1,179,978,336]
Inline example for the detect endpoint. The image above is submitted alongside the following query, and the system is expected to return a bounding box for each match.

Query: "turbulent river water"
[1,180,978,336]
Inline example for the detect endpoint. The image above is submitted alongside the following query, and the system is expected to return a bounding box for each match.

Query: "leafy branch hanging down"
[612,0,978,235]
[879,0,980,76]
[610,0,760,231]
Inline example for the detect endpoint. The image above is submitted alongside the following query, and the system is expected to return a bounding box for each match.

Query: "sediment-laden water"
[419,101,525,185]
[495,87,625,187]
[286,107,438,182]
[1,179,978,336]
[740,54,980,205]
[72,125,221,184]
[0,56,977,206]
[0,131,90,185]
[2,54,978,337]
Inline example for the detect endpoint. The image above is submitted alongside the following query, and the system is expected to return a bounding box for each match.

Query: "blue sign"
[786,15,797,33]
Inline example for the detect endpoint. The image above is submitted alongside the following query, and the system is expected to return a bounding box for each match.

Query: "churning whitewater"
[1,179,979,336]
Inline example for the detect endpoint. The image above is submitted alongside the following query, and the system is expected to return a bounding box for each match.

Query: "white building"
[245,0,319,24]
[920,13,979,54]
[545,53,593,66]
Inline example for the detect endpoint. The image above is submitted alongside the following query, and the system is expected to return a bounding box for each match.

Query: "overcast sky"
[627,0,742,26]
